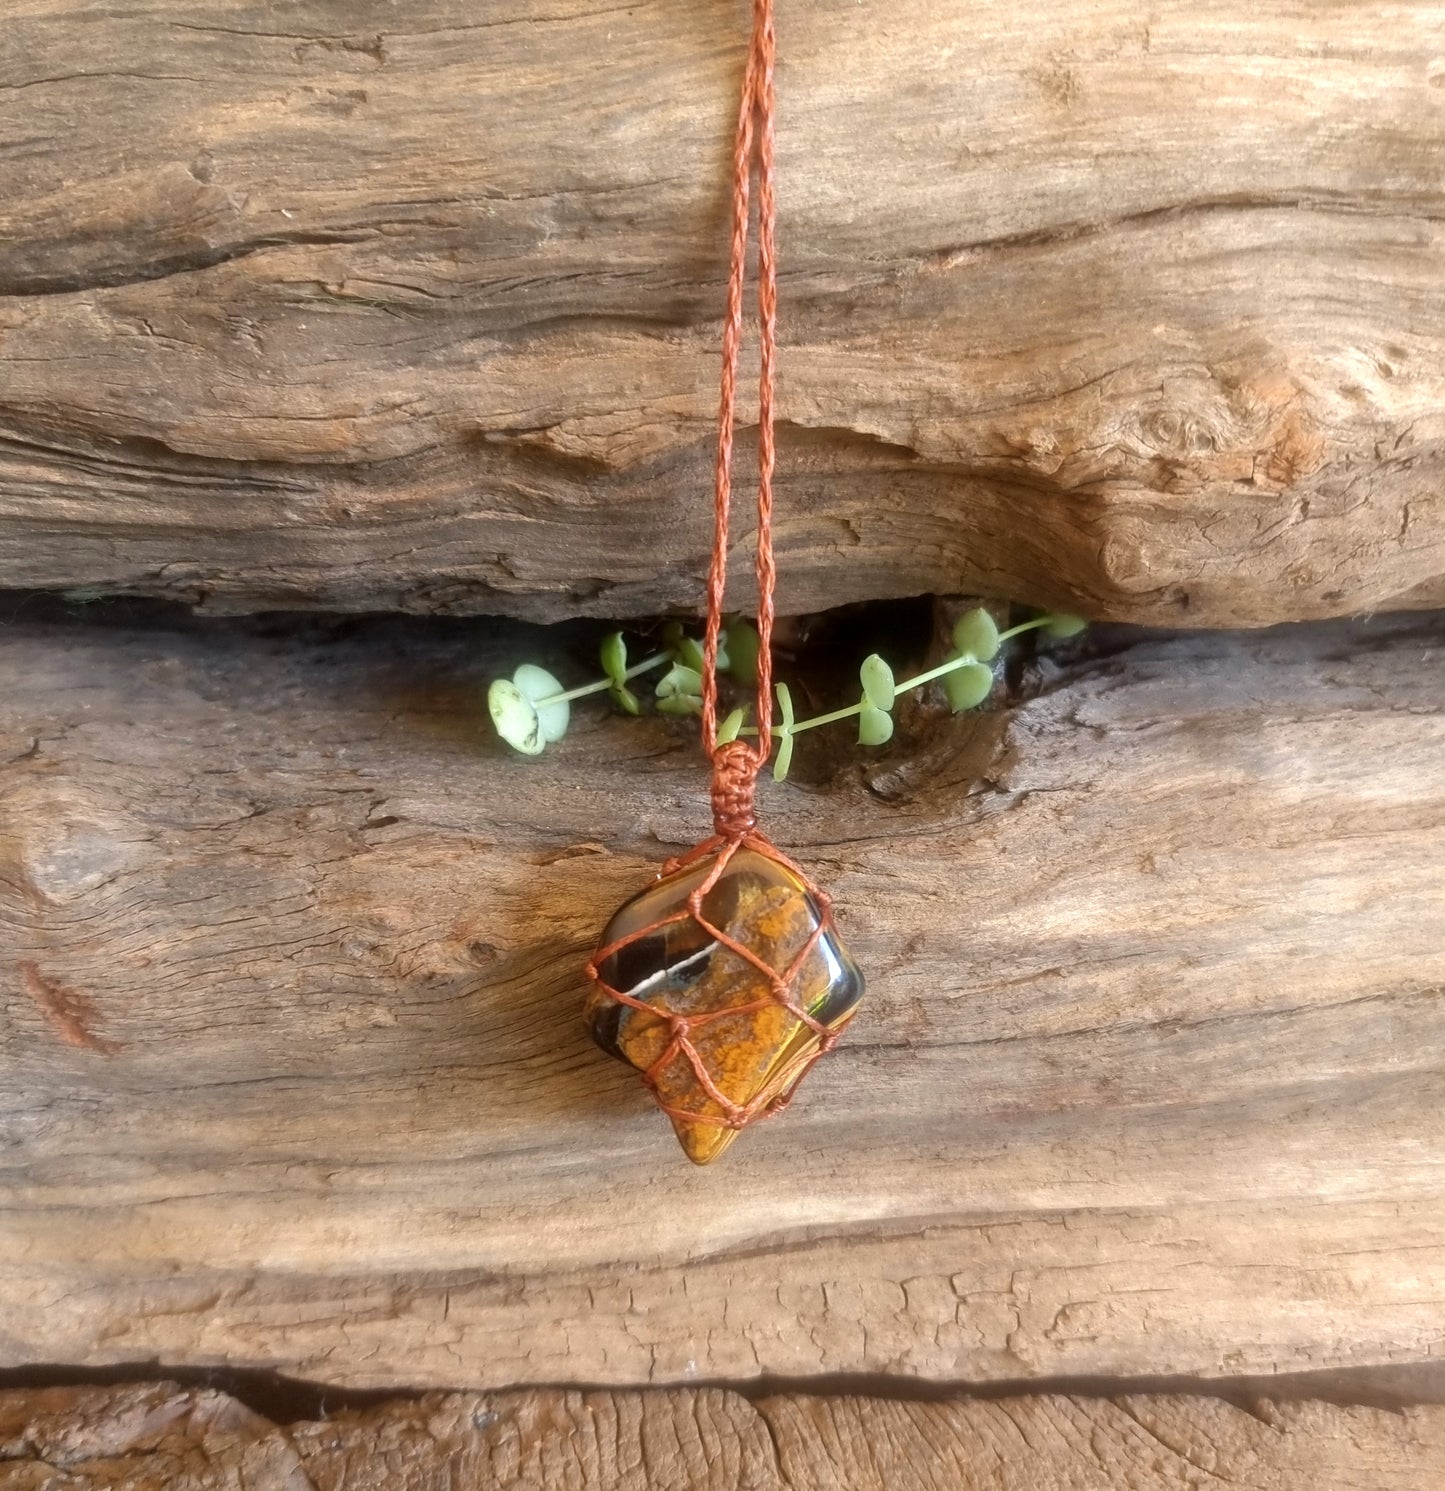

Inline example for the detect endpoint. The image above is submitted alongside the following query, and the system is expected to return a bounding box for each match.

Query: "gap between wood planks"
[3,1361,1445,1426]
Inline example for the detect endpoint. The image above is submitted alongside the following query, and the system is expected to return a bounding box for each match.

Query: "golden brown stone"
[586,847,864,1163]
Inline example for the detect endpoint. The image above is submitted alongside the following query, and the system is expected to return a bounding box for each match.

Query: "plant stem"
[890,616,1054,693]
[786,701,868,736]
[535,651,670,706]
[625,652,672,680]
[739,613,1066,740]
[550,614,1066,740]
[996,615,1058,644]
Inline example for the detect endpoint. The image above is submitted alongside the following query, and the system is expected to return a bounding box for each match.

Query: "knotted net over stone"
[583,0,864,1162]
[584,841,865,1163]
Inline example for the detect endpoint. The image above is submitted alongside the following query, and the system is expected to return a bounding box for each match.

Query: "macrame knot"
[710,738,760,840]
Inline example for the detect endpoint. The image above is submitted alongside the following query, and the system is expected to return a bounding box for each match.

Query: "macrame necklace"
[583,0,864,1164]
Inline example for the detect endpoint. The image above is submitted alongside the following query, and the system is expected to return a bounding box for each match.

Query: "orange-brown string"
[710,738,759,840]
[584,0,858,1143]
[701,0,779,836]
[586,832,853,1134]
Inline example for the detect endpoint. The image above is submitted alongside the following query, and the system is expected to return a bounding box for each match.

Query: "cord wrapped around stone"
[581,0,866,1163]
[583,826,863,1163]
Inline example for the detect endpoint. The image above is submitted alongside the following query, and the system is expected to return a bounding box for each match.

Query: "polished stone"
[586,846,864,1163]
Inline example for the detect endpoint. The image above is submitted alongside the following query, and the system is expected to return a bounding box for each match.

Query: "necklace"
[582,0,864,1164]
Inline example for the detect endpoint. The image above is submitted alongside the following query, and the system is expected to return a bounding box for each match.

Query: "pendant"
[585,840,864,1163]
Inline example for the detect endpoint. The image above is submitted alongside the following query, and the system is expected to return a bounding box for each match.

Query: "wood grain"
[2,0,1444,623]
[0,609,1442,1388]
[5,1383,1445,1489]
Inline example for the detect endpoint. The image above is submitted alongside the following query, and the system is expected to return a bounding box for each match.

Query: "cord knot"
[710,739,759,840]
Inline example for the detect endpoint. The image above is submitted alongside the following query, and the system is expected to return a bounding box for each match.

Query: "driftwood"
[0,609,1442,1388]
[2,0,1444,624]
[4,1382,1445,1490]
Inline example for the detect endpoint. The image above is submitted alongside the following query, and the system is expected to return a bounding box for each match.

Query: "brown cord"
[586,832,846,1134]
[701,0,779,834]
[585,0,858,1142]
[710,738,759,840]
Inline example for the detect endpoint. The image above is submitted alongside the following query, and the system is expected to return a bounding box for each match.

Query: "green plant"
[487,623,746,753]
[488,607,1087,777]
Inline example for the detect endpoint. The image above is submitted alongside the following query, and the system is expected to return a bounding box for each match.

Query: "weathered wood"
[0,610,1442,1387]
[5,1382,1445,1489]
[3,0,1444,624]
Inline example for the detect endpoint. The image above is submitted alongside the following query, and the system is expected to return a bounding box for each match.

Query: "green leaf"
[488,678,546,755]
[772,682,796,782]
[600,631,627,686]
[657,693,703,717]
[858,702,895,746]
[726,619,762,686]
[952,608,1001,663]
[716,706,746,745]
[677,635,707,674]
[512,663,569,743]
[1044,612,1088,639]
[859,654,896,711]
[610,684,641,716]
[943,660,995,713]
[656,662,704,700]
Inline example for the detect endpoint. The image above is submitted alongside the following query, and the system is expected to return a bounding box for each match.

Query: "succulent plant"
[488,606,1089,779]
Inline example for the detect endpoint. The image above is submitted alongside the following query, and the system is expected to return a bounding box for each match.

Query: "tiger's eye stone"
[586,847,864,1163]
